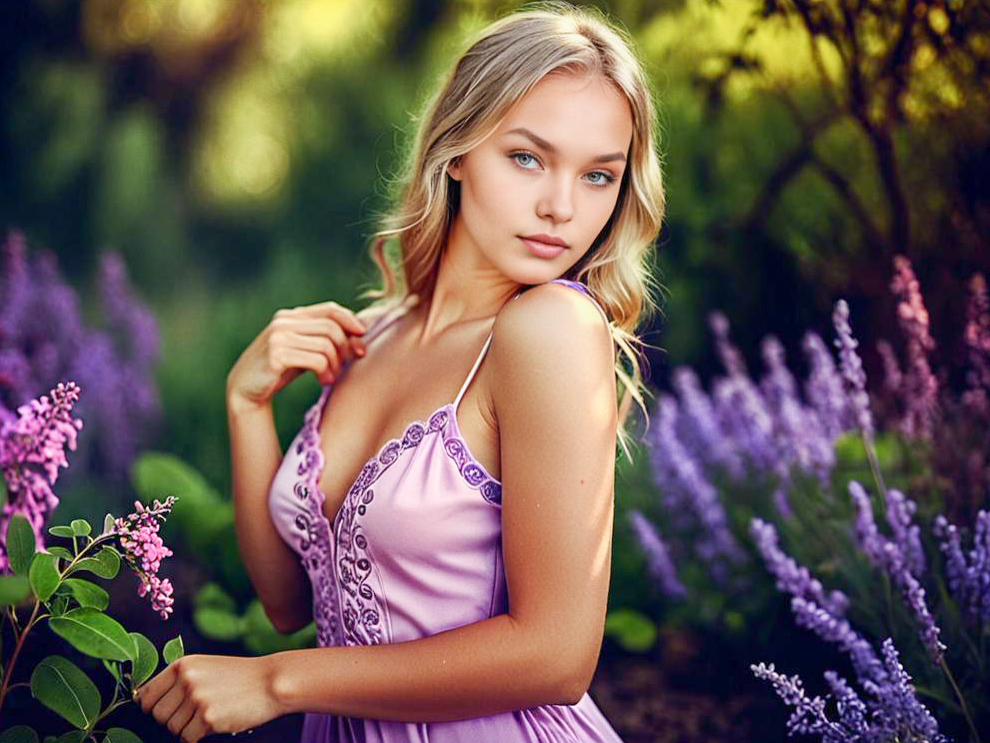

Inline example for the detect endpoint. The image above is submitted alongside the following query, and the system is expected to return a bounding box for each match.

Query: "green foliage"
[191,582,315,654]
[2,511,181,740]
[30,656,101,730]
[604,608,658,653]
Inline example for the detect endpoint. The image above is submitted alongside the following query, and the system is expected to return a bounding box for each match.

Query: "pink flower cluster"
[0,382,83,574]
[113,496,177,619]
[963,273,990,418]
[889,256,939,439]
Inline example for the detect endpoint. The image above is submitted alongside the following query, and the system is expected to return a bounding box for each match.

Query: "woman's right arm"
[226,300,369,634]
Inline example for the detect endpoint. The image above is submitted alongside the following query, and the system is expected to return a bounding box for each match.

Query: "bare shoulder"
[491,282,613,370]
[355,294,416,327]
[490,283,615,415]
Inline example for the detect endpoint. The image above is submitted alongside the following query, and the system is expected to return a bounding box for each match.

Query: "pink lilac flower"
[962,273,990,419]
[876,339,903,400]
[832,300,874,440]
[0,382,83,574]
[890,256,939,440]
[113,496,177,619]
[848,482,945,664]
[627,510,686,599]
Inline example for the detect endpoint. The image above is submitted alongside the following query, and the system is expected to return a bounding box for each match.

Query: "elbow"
[265,604,311,635]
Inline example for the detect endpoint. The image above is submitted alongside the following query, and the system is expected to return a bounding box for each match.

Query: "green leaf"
[193,582,237,613]
[102,513,116,536]
[162,635,184,665]
[0,576,31,606]
[48,526,76,539]
[68,547,120,580]
[0,725,39,743]
[55,732,87,743]
[129,632,158,688]
[603,608,657,653]
[102,658,122,684]
[46,547,74,562]
[28,552,61,602]
[8,514,38,576]
[70,519,91,537]
[49,594,70,617]
[30,655,101,729]
[62,579,110,610]
[0,477,6,507]
[48,608,136,662]
[102,728,142,743]
[193,606,244,642]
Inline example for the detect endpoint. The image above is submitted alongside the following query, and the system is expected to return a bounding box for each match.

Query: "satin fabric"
[267,278,623,742]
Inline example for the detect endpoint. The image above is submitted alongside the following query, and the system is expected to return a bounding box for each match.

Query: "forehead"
[495,71,633,153]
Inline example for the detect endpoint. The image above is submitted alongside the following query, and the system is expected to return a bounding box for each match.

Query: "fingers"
[287,332,344,376]
[290,300,368,336]
[180,711,210,743]
[150,683,186,727]
[274,348,339,386]
[166,697,197,739]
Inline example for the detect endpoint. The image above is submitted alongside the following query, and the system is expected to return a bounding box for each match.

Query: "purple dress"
[267,278,624,742]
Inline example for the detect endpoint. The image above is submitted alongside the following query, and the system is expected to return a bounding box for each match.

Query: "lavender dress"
[267,278,624,742]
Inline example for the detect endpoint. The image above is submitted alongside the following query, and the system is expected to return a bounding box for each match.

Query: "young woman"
[134,2,663,741]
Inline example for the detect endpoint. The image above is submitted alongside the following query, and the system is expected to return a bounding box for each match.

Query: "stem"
[914,684,962,713]
[0,599,41,726]
[58,532,117,580]
[862,430,889,513]
[940,656,980,743]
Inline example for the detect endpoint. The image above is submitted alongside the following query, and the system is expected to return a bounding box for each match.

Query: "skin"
[135,69,632,742]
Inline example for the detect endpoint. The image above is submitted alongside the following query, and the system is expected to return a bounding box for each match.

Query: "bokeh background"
[2,0,988,741]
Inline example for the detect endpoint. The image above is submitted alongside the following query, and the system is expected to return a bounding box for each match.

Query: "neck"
[413,244,523,347]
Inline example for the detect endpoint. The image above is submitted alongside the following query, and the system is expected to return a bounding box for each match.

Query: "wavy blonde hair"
[358,1,664,462]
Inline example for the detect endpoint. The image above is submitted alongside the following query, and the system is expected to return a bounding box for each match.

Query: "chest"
[315,327,500,526]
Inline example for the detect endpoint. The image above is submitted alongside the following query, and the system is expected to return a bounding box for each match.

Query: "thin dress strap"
[451,279,609,413]
[451,289,526,414]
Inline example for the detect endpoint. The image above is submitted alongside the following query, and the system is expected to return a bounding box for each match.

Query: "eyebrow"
[504,127,627,163]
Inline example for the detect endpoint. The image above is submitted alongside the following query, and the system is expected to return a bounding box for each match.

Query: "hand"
[134,654,281,742]
[226,300,368,412]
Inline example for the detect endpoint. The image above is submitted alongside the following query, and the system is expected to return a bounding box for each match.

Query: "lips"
[521,233,569,248]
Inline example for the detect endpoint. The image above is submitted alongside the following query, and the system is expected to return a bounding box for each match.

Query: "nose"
[536,173,574,224]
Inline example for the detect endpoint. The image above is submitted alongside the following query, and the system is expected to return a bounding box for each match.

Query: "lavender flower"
[751,663,837,738]
[885,488,926,578]
[670,367,743,479]
[0,382,83,573]
[750,518,849,617]
[891,256,939,440]
[646,394,745,580]
[709,311,747,377]
[822,672,869,738]
[791,597,887,687]
[848,482,945,664]
[627,510,686,599]
[868,638,945,741]
[802,331,851,441]
[933,510,990,627]
[832,300,874,440]
[113,496,177,619]
[0,232,160,480]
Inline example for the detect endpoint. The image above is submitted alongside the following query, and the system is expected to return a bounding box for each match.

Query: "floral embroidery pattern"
[293,388,341,648]
[442,428,503,505]
[289,395,504,647]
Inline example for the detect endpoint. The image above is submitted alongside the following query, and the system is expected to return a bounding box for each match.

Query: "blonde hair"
[359,0,665,462]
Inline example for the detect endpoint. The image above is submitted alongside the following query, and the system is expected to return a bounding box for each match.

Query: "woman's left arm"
[135,283,617,736]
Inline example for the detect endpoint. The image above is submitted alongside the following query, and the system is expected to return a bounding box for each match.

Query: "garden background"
[1,0,988,741]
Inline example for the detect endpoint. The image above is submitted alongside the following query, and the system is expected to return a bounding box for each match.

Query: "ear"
[446,157,463,181]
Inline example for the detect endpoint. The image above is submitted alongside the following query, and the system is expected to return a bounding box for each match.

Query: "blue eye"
[508,150,616,188]
[510,152,539,169]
